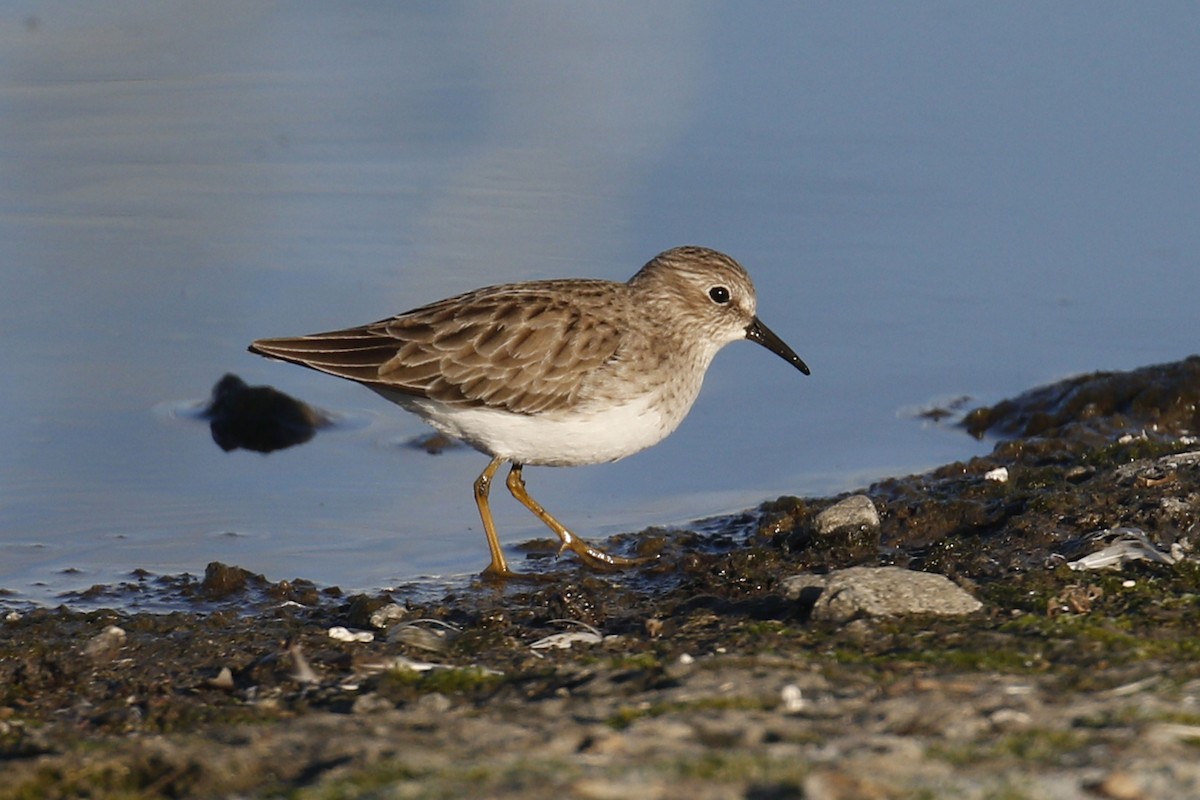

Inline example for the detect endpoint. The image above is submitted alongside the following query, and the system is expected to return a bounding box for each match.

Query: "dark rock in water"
[203,373,328,453]
[200,561,255,599]
[963,355,1200,440]
[193,561,325,605]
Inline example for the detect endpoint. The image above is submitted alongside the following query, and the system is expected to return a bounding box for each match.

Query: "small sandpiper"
[250,245,809,577]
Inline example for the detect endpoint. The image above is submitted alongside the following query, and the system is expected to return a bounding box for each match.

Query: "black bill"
[745,317,810,375]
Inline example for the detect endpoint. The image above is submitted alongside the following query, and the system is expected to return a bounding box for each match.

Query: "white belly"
[399,392,674,467]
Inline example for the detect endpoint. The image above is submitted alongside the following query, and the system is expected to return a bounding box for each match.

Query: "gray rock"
[783,566,982,621]
[84,625,126,662]
[813,495,880,536]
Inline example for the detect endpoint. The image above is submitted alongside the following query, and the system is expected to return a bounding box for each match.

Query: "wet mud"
[3,357,1200,798]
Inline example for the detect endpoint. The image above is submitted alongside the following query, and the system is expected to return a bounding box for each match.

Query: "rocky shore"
[3,356,1199,799]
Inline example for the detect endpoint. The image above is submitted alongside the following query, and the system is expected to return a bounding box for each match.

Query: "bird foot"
[557,536,657,571]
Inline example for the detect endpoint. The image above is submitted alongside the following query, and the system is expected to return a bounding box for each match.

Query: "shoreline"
[3,356,1199,799]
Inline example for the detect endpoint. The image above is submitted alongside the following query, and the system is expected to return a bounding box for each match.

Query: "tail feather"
[248,331,398,385]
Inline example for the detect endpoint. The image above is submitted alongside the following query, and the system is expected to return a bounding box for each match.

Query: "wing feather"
[249,280,628,415]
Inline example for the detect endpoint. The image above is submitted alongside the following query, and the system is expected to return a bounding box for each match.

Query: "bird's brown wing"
[249,281,626,415]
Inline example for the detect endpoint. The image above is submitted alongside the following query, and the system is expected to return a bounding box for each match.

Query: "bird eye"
[708,286,731,304]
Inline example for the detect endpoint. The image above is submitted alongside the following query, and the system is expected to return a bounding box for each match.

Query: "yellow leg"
[505,463,654,570]
[473,456,513,578]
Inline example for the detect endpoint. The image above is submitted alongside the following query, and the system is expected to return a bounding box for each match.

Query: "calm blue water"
[2,3,1197,603]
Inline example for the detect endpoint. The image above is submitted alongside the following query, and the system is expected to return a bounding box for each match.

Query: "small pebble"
[351,693,395,714]
[387,620,456,652]
[573,778,665,800]
[577,727,627,756]
[369,603,407,629]
[813,495,880,535]
[1091,771,1143,800]
[84,625,126,661]
[780,683,805,713]
[803,770,890,800]
[207,666,235,691]
[415,692,453,715]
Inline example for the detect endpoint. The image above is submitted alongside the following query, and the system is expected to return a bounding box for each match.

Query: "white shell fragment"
[328,626,375,643]
[530,631,604,651]
[984,466,1009,482]
[530,620,604,652]
[1067,527,1177,571]
[387,655,445,673]
[383,656,502,678]
[780,683,805,713]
